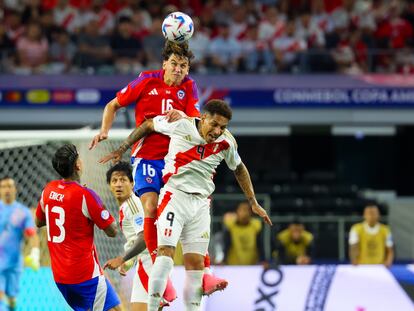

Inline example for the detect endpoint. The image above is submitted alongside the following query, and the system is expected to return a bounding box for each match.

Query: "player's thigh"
[132,158,164,197]
[4,268,20,298]
[140,192,159,217]
[101,277,121,311]
[157,190,186,248]
[56,281,93,311]
[180,200,211,256]
[56,276,120,311]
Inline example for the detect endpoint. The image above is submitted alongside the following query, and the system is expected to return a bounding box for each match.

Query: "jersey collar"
[363,222,380,234]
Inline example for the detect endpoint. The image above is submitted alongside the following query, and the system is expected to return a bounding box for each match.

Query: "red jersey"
[35,180,115,284]
[116,69,200,160]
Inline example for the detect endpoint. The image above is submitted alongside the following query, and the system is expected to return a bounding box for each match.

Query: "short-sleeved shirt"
[0,200,35,270]
[35,180,115,284]
[348,222,393,264]
[153,116,242,197]
[119,193,149,258]
[116,69,200,160]
[224,218,262,265]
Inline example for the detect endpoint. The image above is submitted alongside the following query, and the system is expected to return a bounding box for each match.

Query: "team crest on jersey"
[101,210,110,220]
[177,90,185,99]
[146,177,153,184]
[135,216,143,226]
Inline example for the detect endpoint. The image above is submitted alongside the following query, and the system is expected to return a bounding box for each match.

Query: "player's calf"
[184,270,203,311]
[148,256,174,311]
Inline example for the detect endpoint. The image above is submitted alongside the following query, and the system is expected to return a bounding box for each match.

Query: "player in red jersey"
[90,41,227,296]
[35,144,121,311]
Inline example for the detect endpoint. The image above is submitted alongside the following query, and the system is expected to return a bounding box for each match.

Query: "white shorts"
[130,253,152,303]
[157,186,211,255]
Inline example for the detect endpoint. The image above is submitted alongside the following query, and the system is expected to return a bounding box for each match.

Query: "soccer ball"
[162,12,194,43]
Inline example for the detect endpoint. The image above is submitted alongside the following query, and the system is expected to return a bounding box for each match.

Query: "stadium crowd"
[0,0,414,74]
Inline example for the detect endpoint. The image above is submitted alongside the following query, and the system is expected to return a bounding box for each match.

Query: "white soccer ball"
[162,12,194,43]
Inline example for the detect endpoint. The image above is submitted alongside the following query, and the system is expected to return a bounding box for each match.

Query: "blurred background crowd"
[1,0,414,74]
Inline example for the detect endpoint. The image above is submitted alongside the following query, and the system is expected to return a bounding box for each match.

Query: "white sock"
[184,270,203,311]
[148,256,174,311]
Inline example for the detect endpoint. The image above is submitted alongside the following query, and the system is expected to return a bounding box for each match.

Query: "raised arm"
[99,119,155,164]
[89,98,122,149]
[233,162,272,226]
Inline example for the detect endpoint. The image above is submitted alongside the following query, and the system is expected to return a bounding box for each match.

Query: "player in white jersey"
[100,99,272,311]
[103,162,170,310]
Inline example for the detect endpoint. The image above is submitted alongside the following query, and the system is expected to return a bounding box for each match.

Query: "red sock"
[144,217,158,262]
[204,253,211,269]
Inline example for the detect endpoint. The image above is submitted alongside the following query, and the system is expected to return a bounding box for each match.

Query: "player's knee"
[144,204,157,217]
[140,192,158,217]
[183,253,204,270]
[158,245,175,258]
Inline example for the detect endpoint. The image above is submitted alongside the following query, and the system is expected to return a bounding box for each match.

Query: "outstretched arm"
[104,232,147,271]
[233,162,272,226]
[99,119,155,163]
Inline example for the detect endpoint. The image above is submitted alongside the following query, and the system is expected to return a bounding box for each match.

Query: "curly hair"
[203,99,233,120]
[162,40,194,64]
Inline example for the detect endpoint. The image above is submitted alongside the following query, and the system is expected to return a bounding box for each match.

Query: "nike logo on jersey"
[148,88,158,95]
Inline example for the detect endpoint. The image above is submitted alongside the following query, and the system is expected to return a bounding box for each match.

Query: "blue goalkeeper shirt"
[0,200,35,271]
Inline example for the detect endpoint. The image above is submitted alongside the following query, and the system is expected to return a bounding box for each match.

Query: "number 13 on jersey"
[45,204,66,243]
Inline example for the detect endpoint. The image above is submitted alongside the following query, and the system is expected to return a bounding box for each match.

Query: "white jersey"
[119,194,149,257]
[153,116,242,197]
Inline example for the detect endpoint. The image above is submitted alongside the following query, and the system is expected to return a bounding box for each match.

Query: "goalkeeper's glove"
[24,247,40,271]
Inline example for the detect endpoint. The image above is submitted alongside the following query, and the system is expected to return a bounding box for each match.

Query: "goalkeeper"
[0,177,40,311]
